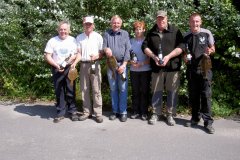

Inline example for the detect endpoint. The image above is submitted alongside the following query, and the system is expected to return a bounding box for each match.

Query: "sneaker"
[141,114,148,121]
[78,114,89,121]
[148,114,157,125]
[53,116,64,123]
[185,120,199,127]
[109,113,117,120]
[167,115,175,126]
[130,113,140,119]
[96,116,103,123]
[71,113,79,121]
[204,125,215,134]
[119,114,127,122]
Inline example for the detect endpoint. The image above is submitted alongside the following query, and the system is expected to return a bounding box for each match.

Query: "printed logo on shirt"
[59,48,68,56]
[199,36,206,45]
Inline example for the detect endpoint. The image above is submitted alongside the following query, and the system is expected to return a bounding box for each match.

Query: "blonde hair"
[57,20,71,33]
[190,13,202,20]
[111,15,122,24]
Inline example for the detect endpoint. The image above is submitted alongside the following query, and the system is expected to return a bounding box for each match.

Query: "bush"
[0,0,239,116]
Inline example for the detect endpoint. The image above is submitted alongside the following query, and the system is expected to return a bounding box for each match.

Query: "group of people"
[44,10,215,134]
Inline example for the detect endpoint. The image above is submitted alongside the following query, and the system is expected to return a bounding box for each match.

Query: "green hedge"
[0,0,239,116]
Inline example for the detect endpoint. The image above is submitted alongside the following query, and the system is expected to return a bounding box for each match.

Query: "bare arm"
[144,48,158,62]
[162,47,182,66]
[44,52,60,70]
[103,47,113,57]
[71,49,81,68]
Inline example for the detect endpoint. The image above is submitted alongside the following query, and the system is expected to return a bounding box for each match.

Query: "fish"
[106,56,118,80]
[200,53,212,79]
[106,55,127,81]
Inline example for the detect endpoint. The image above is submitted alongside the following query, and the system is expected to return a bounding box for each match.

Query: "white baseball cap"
[83,16,94,23]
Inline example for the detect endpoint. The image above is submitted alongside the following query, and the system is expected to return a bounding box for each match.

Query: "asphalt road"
[0,102,240,160]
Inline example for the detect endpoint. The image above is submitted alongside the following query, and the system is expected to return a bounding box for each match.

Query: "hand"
[58,69,64,72]
[90,54,98,61]
[56,65,64,72]
[162,55,170,66]
[131,61,142,68]
[154,56,164,66]
[205,47,212,56]
[117,65,126,74]
[130,60,137,65]
[153,56,160,66]
[71,63,76,69]
[104,48,113,57]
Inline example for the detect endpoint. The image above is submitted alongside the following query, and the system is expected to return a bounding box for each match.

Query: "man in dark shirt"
[142,10,183,126]
[183,13,215,134]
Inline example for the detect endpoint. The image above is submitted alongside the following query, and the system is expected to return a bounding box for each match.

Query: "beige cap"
[156,10,167,17]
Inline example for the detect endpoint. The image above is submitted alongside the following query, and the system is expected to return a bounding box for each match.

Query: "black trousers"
[130,70,151,115]
[52,66,77,117]
[187,68,214,126]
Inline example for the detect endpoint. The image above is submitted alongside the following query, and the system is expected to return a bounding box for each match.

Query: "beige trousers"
[151,71,180,115]
[80,61,102,117]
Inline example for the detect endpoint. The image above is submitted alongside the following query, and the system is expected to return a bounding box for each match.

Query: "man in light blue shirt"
[103,15,131,122]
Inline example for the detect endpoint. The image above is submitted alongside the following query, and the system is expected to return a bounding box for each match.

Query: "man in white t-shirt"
[44,21,79,123]
[73,16,103,123]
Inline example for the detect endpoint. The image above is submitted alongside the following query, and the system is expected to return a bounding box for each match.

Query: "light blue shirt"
[130,38,151,72]
[103,29,131,62]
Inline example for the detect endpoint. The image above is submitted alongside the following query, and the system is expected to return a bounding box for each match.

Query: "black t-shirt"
[183,28,215,69]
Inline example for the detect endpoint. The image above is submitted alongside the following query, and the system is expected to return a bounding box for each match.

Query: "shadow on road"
[14,104,56,120]
[174,117,189,126]
[174,117,207,132]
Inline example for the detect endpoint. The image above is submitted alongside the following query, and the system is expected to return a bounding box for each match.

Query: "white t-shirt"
[44,36,77,65]
[76,31,103,61]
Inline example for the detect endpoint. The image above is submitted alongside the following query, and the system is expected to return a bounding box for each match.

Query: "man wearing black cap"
[142,10,184,125]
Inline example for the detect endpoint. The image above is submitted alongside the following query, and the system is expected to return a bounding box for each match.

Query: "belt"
[80,60,91,63]
[80,60,99,63]
[117,60,123,63]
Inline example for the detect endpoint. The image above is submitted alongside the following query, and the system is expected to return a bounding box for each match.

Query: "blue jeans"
[107,67,128,114]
